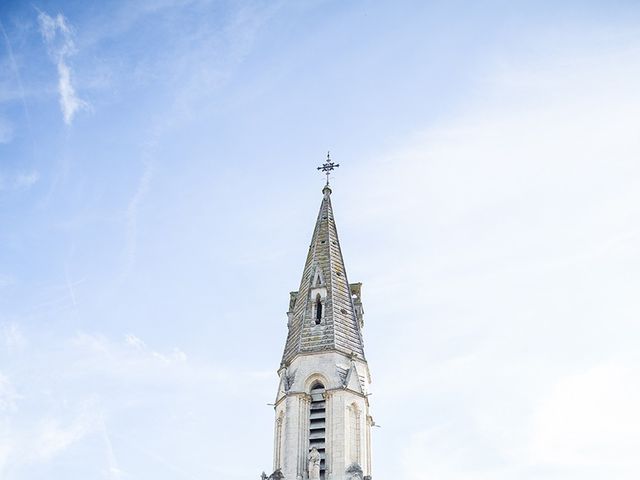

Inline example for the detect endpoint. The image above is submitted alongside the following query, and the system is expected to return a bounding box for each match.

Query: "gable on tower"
[311,264,326,287]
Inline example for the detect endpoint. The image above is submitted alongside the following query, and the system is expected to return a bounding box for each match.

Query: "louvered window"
[309,382,326,479]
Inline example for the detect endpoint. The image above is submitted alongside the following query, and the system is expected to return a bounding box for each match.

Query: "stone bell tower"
[263,174,373,480]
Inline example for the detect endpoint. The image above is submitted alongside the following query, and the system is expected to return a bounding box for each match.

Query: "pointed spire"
[281,184,365,366]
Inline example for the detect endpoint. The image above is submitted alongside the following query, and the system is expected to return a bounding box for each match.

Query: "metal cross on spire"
[317,151,340,185]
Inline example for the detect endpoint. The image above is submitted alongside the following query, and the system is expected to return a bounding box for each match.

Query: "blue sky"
[1,1,640,479]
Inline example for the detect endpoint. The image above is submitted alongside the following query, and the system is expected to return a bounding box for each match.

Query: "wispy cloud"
[122,158,153,278]
[99,416,124,480]
[68,331,272,398]
[0,18,32,138]
[0,171,39,191]
[0,330,270,478]
[14,170,39,188]
[72,332,193,378]
[37,11,88,125]
[34,409,98,461]
[124,333,188,363]
[2,322,27,353]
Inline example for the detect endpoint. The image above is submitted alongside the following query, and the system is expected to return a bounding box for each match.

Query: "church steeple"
[265,162,373,480]
[281,184,365,367]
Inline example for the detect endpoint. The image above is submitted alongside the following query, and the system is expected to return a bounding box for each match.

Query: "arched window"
[315,294,322,324]
[309,382,326,479]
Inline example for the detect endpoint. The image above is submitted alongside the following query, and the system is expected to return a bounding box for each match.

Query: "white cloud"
[2,322,27,353]
[71,331,110,354]
[356,36,640,480]
[0,330,273,478]
[124,332,187,363]
[122,158,153,279]
[0,171,39,192]
[400,363,640,480]
[99,417,124,480]
[37,11,89,125]
[55,61,87,125]
[124,333,146,350]
[346,42,640,343]
[72,332,193,378]
[529,363,640,470]
[34,410,97,461]
[14,171,39,189]
[0,397,101,477]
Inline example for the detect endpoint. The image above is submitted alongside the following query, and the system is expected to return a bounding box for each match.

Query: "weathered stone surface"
[268,469,284,480]
[281,185,366,366]
[269,185,374,480]
[345,463,364,480]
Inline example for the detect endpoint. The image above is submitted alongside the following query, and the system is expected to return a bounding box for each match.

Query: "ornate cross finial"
[317,151,340,185]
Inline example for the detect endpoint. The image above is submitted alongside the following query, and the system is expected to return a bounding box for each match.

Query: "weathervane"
[317,151,340,184]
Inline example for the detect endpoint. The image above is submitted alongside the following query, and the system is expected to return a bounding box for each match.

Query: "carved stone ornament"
[268,469,284,480]
[345,463,364,480]
[284,368,296,391]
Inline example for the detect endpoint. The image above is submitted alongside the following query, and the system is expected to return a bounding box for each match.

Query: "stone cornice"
[278,349,369,374]
[273,385,370,409]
